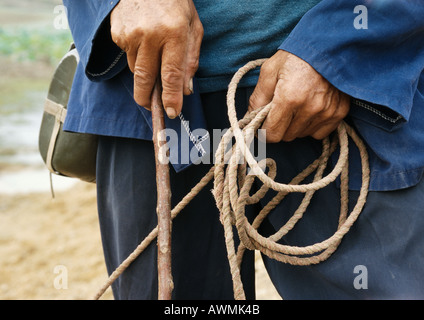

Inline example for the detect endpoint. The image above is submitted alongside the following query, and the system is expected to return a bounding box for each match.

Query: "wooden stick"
[151,80,174,300]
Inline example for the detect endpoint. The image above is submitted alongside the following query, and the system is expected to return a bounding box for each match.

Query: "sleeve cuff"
[349,97,405,133]
[275,0,424,132]
[85,12,127,81]
[278,36,406,133]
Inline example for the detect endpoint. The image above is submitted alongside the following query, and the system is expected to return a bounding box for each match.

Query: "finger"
[248,60,278,112]
[262,103,293,143]
[133,42,161,110]
[282,112,313,141]
[125,44,139,74]
[261,79,294,143]
[110,13,127,51]
[183,15,203,95]
[311,121,340,140]
[161,37,188,118]
[282,99,330,141]
[309,92,350,140]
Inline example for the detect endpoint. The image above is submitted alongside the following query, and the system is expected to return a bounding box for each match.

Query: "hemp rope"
[93,58,370,300]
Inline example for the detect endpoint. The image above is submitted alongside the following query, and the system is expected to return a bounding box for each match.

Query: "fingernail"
[189,78,194,95]
[166,108,177,119]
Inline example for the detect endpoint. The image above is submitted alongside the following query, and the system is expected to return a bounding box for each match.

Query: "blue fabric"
[63,0,125,81]
[260,140,424,300]
[193,0,322,92]
[96,135,255,300]
[95,87,257,299]
[65,63,209,173]
[63,0,424,191]
[279,0,424,191]
[96,88,424,300]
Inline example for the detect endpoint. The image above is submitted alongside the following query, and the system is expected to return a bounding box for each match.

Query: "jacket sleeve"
[63,0,126,81]
[279,0,424,131]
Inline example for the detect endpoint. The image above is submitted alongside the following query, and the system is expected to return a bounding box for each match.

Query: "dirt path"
[0,181,280,300]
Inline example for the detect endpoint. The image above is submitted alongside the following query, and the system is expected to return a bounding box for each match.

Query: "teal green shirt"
[194,0,321,92]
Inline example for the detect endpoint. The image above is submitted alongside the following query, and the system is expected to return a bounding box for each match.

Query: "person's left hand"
[249,50,350,143]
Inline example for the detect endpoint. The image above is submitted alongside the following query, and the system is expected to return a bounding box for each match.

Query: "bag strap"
[43,99,67,173]
[43,44,79,174]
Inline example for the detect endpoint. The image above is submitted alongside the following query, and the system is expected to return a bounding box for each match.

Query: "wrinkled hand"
[111,0,203,118]
[249,50,350,142]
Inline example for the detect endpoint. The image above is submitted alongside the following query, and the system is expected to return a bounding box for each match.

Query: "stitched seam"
[86,50,125,78]
[353,99,403,123]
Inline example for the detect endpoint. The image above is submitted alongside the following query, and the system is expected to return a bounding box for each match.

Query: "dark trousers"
[96,88,424,299]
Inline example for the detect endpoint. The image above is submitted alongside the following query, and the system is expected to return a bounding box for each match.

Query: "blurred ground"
[0,180,281,300]
[0,0,62,25]
[0,182,112,300]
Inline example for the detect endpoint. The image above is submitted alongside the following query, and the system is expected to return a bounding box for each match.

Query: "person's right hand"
[110,0,203,118]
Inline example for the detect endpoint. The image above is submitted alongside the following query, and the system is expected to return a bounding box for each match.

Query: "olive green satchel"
[38,45,97,183]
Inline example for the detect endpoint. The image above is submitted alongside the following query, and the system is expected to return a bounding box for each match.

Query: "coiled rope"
[93,58,370,300]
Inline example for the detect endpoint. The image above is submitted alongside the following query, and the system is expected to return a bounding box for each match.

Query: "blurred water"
[0,90,45,168]
[0,1,78,194]
[0,80,77,194]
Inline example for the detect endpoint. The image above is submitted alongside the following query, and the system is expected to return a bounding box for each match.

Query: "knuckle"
[131,25,163,42]
[186,58,199,74]
[110,24,120,40]
[133,25,161,42]
[309,101,333,121]
[337,101,350,119]
[133,68,155,107]
[163,17,189,36]
[311,133,323,140]
[260,60,274,77]
[111,30,126,49]
[132,26,146,38]
[303,104,320,118]
[283,88,304,106]
[265,131,281,143]
[261,58,273,71]
[318,105,334,120]
[312,130,330,140]
[196,21,204,38]
[285,96,303,108]
[263,122,283,143]
[323,101,348,123]
[333,108,347,122]
[162,65,184,86]
[123,25,147,41]
[134,66,156,84]
[249,92,261,110]
[282,135,295,142]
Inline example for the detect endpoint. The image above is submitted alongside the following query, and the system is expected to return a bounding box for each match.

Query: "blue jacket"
[63,0,424,191]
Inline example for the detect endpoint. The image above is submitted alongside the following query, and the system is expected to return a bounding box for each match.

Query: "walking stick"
[151,79,174,300]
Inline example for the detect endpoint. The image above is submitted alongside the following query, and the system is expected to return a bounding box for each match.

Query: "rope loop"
[213,58,370,299]
[93,58,370,301]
